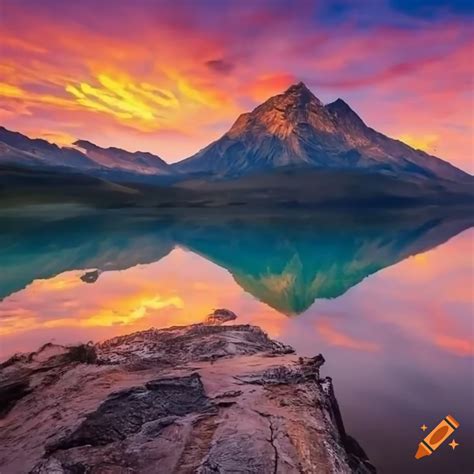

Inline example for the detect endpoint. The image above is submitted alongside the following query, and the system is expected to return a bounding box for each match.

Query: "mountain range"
[0,82,472,207]
[0,126,172,177]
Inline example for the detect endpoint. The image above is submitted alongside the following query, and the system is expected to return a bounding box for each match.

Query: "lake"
[0,206,472,474]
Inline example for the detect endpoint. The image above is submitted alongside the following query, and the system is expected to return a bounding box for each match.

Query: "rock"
[0,377,31,417]
[95,323,294,366]
[80,269,100,283]
[0,319,375,473]
[46,373,211,452]
[205,308,237,325]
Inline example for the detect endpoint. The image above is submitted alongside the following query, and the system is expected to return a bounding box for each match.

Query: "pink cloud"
[315,317,380,352]
[0,2,471,169]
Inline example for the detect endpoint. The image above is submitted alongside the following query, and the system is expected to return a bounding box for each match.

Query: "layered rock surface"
[0,318,375,473]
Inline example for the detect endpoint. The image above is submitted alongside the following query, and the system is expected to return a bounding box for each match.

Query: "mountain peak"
[326,98,366,129]
[326,98,357,115]
[284,81,310,94]
[225,81,330,141]
[281,81,322,105]
[331,98,350,108]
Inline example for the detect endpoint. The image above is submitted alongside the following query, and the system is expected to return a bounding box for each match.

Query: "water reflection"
[1,208,472,314]
[174,211,472,315]
[0,207,472,473]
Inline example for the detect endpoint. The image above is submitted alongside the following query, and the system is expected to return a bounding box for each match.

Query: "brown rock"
[0,321,374,473]
[204,308,238,325]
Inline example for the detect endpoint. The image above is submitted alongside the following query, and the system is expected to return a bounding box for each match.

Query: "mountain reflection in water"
[0,208,472,314]
[0,206,472,474]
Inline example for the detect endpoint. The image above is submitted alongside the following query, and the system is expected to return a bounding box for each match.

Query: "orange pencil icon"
[415,414,460,459]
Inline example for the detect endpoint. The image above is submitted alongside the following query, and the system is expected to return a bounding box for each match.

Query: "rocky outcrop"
[80,270,101,283]
[205,308,237,325]
[0,319,375,473]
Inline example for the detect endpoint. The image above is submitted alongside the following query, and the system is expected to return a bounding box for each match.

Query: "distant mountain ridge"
[175,82,470,182]
[0,127,98,170]
[74,140,171,175]
[0,126,171,176]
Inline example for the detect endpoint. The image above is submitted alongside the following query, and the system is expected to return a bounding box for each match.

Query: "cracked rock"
[0,320,375,473]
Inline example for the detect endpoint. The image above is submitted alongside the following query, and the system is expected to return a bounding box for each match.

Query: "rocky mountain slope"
[0,127,98,170]
[175,83,470,182]
[0,127,171,176]
[0,316,374,473]
[75,140,172,175]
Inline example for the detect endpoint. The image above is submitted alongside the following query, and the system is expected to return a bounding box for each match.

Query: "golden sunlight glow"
[398,133,439,153]
[0,82,24,98]
[30,130,76,146]
[0,82,77,109]
[177,79,219,108]
[59,71,237,134]
[0,248,290,356]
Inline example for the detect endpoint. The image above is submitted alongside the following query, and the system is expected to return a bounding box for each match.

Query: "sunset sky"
[1,0,473,171]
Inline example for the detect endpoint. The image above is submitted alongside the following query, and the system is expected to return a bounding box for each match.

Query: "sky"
[0,0,473,171]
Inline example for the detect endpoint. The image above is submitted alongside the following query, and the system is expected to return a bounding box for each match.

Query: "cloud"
[0,0,472,168]
[396,133,439,153]
[315,317,380,352]
[247,73,297,101]
[352,229,474,358]
[205,59,235,74]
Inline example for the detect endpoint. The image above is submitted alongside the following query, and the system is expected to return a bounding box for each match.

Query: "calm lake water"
[1,206,473,474]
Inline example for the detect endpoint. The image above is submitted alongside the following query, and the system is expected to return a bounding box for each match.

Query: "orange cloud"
[26,129,76,147]
[247,73,297,101]
[355,229,474,358]
[434,333,474,357]
[430,307,474,357]
[0,1,472,169]
[395,134,440,153]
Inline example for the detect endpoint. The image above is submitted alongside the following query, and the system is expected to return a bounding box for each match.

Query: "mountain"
[174,82,470,182]
[0,127,171,176]
[1,83,472,207]
[174,210,473,315]
[0,127,98,170]
[74,140,171,175]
